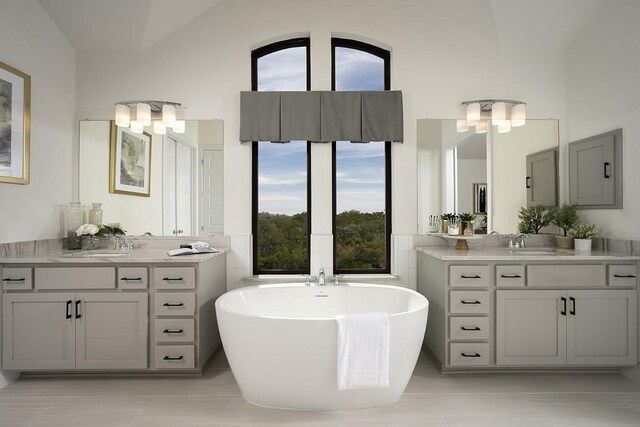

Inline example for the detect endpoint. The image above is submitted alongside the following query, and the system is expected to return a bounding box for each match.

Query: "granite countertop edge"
[0,249,228,264]
[415,246,640,261]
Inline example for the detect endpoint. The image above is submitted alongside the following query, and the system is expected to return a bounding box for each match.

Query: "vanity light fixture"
[457,99,526,133]
[114,101,186,134]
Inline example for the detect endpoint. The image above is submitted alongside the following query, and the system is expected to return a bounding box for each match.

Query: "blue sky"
[257,46,385,215]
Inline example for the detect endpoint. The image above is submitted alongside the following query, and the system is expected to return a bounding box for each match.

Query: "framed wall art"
[0,61,31,184]
[109,122,152,196]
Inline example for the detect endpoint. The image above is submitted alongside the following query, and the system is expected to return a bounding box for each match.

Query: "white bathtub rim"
[215,282,429,321]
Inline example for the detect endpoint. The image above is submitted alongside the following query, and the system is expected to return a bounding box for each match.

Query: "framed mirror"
[78,120,224,237]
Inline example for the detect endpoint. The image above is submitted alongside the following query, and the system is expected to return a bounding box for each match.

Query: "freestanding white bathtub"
[215,283,429,410]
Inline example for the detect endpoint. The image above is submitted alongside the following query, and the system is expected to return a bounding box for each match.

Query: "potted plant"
[552,204,579,249]
[441,213,456,234]
[517,205,555,234]
[458,212,476,236]
[570,223,597,251]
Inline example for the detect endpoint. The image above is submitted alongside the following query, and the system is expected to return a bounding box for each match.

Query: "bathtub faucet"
[318,268,326,286]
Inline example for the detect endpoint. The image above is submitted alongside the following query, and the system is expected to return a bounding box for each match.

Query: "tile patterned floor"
[2,351,640,426]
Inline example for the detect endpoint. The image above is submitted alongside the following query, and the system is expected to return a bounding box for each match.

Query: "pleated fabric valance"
[239,90,403,143]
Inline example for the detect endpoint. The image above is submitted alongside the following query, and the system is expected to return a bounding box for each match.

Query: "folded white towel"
[336,312,390,390]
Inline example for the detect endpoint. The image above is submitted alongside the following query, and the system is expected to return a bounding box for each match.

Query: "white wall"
[566,0,640,240]
[0,0,76,243]
[74,0,567,285]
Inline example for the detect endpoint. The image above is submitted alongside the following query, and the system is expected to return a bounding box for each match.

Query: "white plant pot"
[574,238,592,251]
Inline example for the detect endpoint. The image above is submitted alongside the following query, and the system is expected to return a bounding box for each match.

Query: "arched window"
[332,38,391,273]
[251,38,311,274]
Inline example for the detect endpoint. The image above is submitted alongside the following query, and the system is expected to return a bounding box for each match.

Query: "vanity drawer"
[154,345,195,369]
[2,268,32,290]
[118,267,148,290]
[35,267,116,290]
[155,292,196,316]
[449,343,490,366]
[153,267,196,290]
[449,291,490,314]
[449,317,490,340]
[154,319,195,343]
[527,264,606,287]
[449,266,490,287]
[609,265,637,287]
[496,265,525,287]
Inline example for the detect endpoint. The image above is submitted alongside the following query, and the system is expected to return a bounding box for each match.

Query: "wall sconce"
[456,99,526,134]
[114,101,186,134]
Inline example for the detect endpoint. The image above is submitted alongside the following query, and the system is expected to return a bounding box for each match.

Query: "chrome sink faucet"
[516,233,530,248]
[318,268,326,286]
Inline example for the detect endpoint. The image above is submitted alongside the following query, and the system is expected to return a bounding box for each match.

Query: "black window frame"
[331,37,392,275]
[251,37,312,275]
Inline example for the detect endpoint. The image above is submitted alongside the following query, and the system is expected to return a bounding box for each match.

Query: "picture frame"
[0,61,31,185]
[473,183,487,214]
[109,122,152,197]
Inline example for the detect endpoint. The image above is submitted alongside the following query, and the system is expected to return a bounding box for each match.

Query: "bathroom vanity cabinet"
[417,248,638,372]
[1,252,226,374]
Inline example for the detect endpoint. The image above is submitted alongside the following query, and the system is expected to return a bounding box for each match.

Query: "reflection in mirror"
[417,119,558,234]
[79,120,223,237]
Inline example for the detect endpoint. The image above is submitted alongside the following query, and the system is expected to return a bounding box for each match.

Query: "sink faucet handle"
[516,233,530,248]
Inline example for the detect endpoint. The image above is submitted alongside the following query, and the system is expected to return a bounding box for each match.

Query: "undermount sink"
[510,249,557,256]
[65,250,132,258]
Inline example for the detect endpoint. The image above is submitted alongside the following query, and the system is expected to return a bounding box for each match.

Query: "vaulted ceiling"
[38,0,605,53]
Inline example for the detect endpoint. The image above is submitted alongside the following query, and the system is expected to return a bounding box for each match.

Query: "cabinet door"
[569,134,615,206]
[75,293,148,369]
[496,290,567,366]
[526,148,557,207]
[2,293,75,370]
[567,290,637,365]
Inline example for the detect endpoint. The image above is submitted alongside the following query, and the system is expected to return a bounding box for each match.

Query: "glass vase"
[65,202,84,250]
[82,236,101,250]
[88,203,103,226]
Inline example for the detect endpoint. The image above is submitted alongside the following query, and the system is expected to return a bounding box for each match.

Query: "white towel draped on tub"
[336,312,390,390]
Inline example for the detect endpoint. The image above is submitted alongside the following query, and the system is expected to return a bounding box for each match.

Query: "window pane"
[257,141,308,271]
[334,43,388,272]
[335,141,386,270]
[254,41,309,273]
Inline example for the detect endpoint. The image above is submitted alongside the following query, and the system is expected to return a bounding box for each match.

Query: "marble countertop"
[0,248,227,264]
[416,246,640,261]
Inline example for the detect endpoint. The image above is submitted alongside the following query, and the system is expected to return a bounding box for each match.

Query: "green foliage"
[552,204,579,237]
[458,212,475,222]
[256,210,386,272]
[570,223,598,239]
[95,224,126,236]
[517,205,555,234]
[441,213,457,221]
[257,211,309,271]
[335,210,386,270]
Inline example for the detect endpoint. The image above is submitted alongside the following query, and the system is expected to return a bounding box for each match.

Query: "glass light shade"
[456,119,469,132]
[115,104,130,127]
[475,120,488,134]
[497,120,512,133]
[130,120,144,134]
[136,103,151,126]
[511,103,526,127]
[162,104,176,126]
[172,120,185,134]
[491,102,508,125]
[466,103,481,126]
[153,120,166,135]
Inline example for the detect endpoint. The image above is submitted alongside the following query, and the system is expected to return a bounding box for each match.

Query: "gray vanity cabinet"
[526,148,558,207]
[569,129,623,208]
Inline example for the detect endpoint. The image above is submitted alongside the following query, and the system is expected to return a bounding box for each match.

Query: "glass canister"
[65,202,83,250]
[88,203,103,226]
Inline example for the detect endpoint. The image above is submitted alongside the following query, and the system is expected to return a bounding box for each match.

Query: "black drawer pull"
[613,274,636,278]
[561,297,566,316]
[75,300,82,319]
[163,355,184,361]
[162,303,184,307]
[604,162,611,178]
[163,329,184,334]
[460,326,481,331]
[526,176,531,189]
[460,275,481,279]
[121,277,142,281]
[500,274,522,279]
[163,277,184,281]
[2,278,26,282]
[66,300,72,319]
[569,296,576,316]
[460,300,481,304]
[461,353,481,358]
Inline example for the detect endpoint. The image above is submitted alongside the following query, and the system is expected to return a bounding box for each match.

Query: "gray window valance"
[239,90,403,143]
